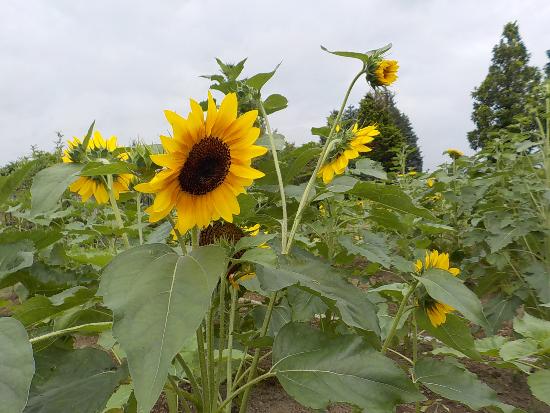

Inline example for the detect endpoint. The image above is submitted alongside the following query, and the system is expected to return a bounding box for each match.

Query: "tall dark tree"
[327,91,422,172]
[468,22,542,149]
[545,50,550,78]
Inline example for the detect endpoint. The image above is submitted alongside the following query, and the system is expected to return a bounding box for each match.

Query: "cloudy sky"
[1,0,549,170]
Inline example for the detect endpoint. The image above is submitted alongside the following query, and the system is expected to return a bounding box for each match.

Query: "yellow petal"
[150,153,185,169]
[211,93,237,136]
[205,91,218,136]
[229,164,265,179]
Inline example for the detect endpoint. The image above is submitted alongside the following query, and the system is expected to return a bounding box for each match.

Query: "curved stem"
[167,215,187,253]
[218,372,276,413]
[284,69,365,253]
[107,174,130,249]
[176,354,202,405]
[168,375,193,413]
[238,292,277,413]
[29,322,112,344]
[381,281,417,354]
[259,100,288,249]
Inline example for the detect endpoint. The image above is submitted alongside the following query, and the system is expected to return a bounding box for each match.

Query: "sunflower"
[415,250,460,327]
[136,92,267,233]
[444,149,464,159]
[374,60,399,86]
[63,131,133,204]
[318,123,379,184]
[427,178,435,188]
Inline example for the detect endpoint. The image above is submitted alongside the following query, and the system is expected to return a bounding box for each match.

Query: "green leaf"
[25,347,127,413]
[99,244,227,413]
[234,233,275,251]
[513,312,550,342]
[255,248,380,335]
[0,240,34,281]
[339,234,392,269]
[283,147,321,185]
[326,176,358,193]
[80,120,96,155]
[0,160,37,206]
[256,132,285,151]
[351,158,387,180]
[0,229,62,250]
[415,357,502,410]
[310,126,330,138]
[352,182,436,220]
[416,268,490,330]
[245,63,281,91]
[263,94,288,114]
[79,161,134,177]
[528,369,550,406]
[272,323,423,411]
[416,310,481,360]
[499,339,539,361]
[320,44,392,63]
[0,318,35,413]
[30,163,83,216]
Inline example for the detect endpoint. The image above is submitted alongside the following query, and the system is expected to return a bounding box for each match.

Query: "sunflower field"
[1,44,550,413]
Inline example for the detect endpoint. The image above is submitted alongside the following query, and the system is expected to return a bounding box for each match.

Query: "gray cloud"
[1,0,549,169]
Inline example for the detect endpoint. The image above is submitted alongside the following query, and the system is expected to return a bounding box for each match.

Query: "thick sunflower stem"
[284,69,365,254]
[192,226,199,249]
[167,215,186,253]
[412,311,420,413]
[238,292,278,413]
[216,275,228,406]
[381,281,418,355]
[258,100,288,249]
[106,174,130,249]
[136,192,144,245]
[225,286,238,413]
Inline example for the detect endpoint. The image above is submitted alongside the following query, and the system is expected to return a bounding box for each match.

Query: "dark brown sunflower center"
[178,137,231,195]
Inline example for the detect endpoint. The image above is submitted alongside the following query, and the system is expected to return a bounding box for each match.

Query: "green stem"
[258,100,288,249]
[217,275,227,399]
[207,305,216,411]
[192,226,199,248]
[238,292,278,413]
[225,286,238,413]
[196,324,210,413]
[412,311,420,413]
[136,192,144,245]
[29,322,113,344]
[218,372,276,413]
[168,376,193,413]
[167,215,187,253]
[107,174,130,249]
[284,69,365,253]
[381,282,417,354]
[176,354,202,406]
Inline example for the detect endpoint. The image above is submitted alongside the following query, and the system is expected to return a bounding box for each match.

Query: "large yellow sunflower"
[318,124,379,184]
[63,131,133,204]
[136,92,267,233]
[444,148,464,159]
[374,60,399,86]
[415,250,460,327]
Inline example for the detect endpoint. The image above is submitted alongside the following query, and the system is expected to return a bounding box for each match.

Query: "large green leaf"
[272,323,423,412]
[0,240,34,281]
[499,338,539,361]
[263,94,288,114]
[415,358,506,410]
[24,347,127,413]
[255,248,380,335]
[99,244,226,413]
[30,163,83,215]
[528,369,550,406]
[320,43,392,63]
[79,161,134,177]
[416,268,490,330]
[0,160,37,206]
[245,63,280,91]
[283,146,321,185]
[416,310,481,360]
[339,234,392,268]
[351,182,436,220]
[513,312,550,342]
[0,318,35,413]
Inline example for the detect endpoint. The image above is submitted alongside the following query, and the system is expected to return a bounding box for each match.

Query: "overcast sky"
[1,0,549,170]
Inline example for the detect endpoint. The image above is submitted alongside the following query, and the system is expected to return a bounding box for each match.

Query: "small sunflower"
[415,250,460,327]
[243,223,261,236]
[136,92,267,233]
[374,60,399,86]
[63,131,133,204]
[444,149,464,159]
[318,123,379,184]
[427,178,435,188]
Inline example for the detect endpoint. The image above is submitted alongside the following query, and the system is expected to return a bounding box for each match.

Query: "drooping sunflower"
[136,92,267,233]
[374,60,399,86]
[415,250,460,327]
[63,131,133,204]
[444,149,464,159]
[318,124,379,184]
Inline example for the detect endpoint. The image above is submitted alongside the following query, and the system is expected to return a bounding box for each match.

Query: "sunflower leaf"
[30,163,83,216]
[80,120,96,153]
[245,63,281,91]
[263,94,288,114]
[98,244,227,413]
[528,369,550,406]
[415,269,490,330]
[320,44,392,63]
[79,161,134,177]
[272,323,424,411]
[0,317,35,413]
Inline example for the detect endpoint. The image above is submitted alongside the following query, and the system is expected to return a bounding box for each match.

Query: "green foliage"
[468,22,542,149]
